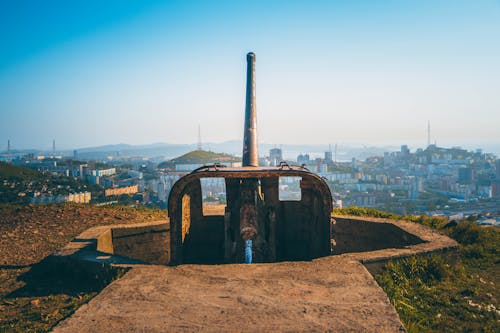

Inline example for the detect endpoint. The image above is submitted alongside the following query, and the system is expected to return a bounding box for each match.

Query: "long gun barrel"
[242,52,258,167]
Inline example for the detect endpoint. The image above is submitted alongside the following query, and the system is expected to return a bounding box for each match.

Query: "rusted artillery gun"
[168,53,334,265]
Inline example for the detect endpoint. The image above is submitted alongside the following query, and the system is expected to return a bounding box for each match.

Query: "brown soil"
[0,204,166,266]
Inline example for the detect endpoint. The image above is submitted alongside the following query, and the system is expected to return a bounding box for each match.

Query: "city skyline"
[1,1,499,149]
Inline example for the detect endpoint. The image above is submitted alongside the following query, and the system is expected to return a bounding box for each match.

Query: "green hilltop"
[0,161,42,180]
[158,150,241,169]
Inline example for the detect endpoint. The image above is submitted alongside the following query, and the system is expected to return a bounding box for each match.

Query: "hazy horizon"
[3,139,500,158]
[1,1,499,149]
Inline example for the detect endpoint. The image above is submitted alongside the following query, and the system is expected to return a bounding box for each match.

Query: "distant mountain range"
[3,140,499,162]
[2,141,397,162]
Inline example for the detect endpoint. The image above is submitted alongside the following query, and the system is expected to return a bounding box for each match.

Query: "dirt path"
[52,256,403,333]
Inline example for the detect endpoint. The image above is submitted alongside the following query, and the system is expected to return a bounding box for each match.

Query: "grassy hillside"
[335,207,499,332]
[158,149,240,169]
[0,162,42,180]
[0,162,102,204]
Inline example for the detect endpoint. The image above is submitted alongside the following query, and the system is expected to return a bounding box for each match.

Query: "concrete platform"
[50,215,458,332]
[52,257,404,333]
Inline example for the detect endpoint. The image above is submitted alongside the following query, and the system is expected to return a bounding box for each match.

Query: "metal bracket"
[191,163,227,173]
[279,161,292,170]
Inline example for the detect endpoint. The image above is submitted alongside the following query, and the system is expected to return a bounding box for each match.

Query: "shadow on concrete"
[333,217,425,254]
[7,255,127,298]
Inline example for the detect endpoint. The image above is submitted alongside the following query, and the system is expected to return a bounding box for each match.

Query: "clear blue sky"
[1,0,499,150]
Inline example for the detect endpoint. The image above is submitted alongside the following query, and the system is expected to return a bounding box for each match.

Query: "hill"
[0,161,42,180]
[0,162,102,204]
[0,162,45,204]
[158,149,241,169]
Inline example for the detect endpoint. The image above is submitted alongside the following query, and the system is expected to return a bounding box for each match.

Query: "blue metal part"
[245,239,253,264]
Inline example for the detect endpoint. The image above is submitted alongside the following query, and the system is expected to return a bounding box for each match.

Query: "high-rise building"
[401,145,410,157]
[493,159,500,198]
[324,151,333,162]
[269,148,283,166]
[297,153,310,165]
[458,167,473,184]
[496,159,500,179]
[492,180,500,198]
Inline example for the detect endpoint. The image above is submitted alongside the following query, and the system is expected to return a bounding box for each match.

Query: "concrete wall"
[58,215,457,271]
[97,222,170,265]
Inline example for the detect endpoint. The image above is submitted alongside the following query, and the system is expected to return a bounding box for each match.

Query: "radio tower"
[7,139,11,162]
[52,139,56,158]
[197,125,202,151]
[427,121,431,148]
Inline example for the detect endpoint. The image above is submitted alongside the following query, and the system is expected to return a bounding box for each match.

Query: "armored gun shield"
[167,53,334,264]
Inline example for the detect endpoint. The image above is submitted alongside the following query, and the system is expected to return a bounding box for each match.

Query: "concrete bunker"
[166,52,335,265]
[168,165,334,265]
[59,213,446,268]
[57,51,454,275]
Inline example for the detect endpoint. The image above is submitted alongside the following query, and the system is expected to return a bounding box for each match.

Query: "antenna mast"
[7,140,11,162]
[197,125,202,151]
[427,121,431,147]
